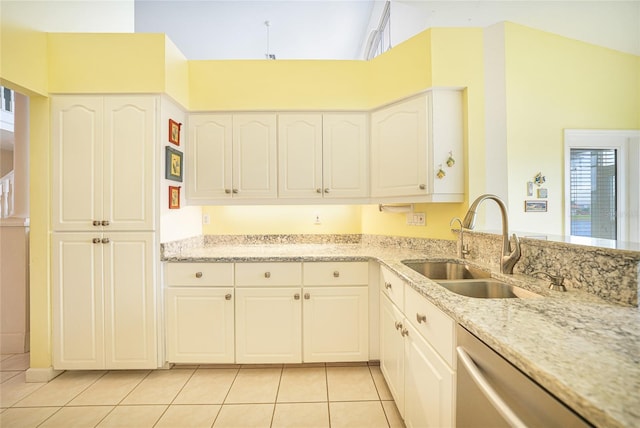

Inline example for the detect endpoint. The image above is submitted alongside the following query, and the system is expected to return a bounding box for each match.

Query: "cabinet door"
[371,95,428,198]
[278,114,323,198]
[52,233,105,369]
[52,96,103,231]
[187,114,233,200]
[302,286,368,362]
[103,232,157,369]
[235,287,302,363]
[166,287,235,363]
[404,322,455,428]
[323,113,369,198]
[103,96,157,231]
[379,293,405,417]
[232,114,277,198]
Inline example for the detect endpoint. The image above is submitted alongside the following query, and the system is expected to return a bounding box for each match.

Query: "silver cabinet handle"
[92,238,101,244]
[101,238,110,244]
[195,272,203,278]
[225,293,232,300]
[232,189,239,194]
[316,188,322,193]
[294,293,300,300]
[93,220,101,226]
[384,282,392,290]
[457,346,527,428]
[416,313,427,324]
[264,272,271,278]
[394,321,402,330]
[419,184,426,190]
[225,189,231,194]
[333,271,340,278]
[324,188,330,193]
[101,220,110,226]
[401,328,409,337]
[304,293,310,300]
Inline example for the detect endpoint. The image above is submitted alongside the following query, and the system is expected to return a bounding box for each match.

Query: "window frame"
[564,129,639,241]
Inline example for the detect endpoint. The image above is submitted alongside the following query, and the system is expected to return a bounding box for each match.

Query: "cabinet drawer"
[235,262,302,286]
[380,266,404,311]
[303,262,368,286]
[166,263,234,286]
[404,284,455,367]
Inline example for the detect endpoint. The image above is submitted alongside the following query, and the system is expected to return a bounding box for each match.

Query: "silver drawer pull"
[304,293,310,300]
[384,282,392,290]
[416,313,427,324]
[101,220,110,226]
[101,238,110,244]
[264,272,271,278]
[316,188,322,193]
[394,321,402,330]
[294,293,300,300]
[92,238,101,244]
[195,272,203,278]
[419,184,426,190]
[93,220,101,226]
[401,328,409,337]
[333,271,340,278]
[225,189,231,194]
[225,293,232,300]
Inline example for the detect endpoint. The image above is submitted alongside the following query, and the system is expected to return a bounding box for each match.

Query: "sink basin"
[437,279,541,299]
[402,260,491,280]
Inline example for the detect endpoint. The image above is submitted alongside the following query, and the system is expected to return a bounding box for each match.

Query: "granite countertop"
[163,243,640,428]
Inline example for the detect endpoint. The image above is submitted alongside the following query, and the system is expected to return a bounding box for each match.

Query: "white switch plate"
[203,214,210,225]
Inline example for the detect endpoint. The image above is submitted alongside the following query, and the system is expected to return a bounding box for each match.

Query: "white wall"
[159,96,202,243]
[1,0,135,32]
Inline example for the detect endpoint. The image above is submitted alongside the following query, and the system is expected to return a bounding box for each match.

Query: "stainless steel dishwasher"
[456,325,593,427]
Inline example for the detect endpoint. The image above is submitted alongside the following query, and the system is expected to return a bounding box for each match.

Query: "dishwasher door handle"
[456,346,527,428]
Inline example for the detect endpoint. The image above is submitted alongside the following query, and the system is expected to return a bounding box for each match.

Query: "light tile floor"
[0,353,405,428]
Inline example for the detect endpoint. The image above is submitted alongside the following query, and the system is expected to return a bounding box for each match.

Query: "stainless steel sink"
[402,260,491,280]
[437,279,541,299]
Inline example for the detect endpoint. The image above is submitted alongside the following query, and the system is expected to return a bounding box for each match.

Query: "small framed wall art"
[165,146,183,182]
[524,200,548,212]
[169,186,181,209]
[168,119,182,146]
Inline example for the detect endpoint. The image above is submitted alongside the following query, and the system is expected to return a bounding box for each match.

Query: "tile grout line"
[368,365,392,428]
[210,365,242,427]
[268,365,284,428]
[151,367,199,428]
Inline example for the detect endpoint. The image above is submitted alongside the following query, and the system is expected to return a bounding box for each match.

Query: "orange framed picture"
[169,119,182,146]
[169,186,181,209]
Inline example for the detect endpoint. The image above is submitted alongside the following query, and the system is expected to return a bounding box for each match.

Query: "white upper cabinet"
[186,114,233,200]
[52,95,157,231]
[370,89,463,202]
[187,113,277,201]
[278,113,368,199]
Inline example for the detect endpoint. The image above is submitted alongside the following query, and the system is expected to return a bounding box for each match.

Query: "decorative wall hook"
[437,165,446,179]
[534,172,546,187]
[446,151,455,167]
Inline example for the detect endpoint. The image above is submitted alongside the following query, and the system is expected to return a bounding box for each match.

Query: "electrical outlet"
[414,212,426,226]
[314,213,321,225]
[203,214,210,225]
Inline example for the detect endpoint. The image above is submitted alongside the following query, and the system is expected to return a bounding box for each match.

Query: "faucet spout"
[462,194,521,274]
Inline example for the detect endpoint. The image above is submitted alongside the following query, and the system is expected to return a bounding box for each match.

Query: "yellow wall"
[504,23,640,235]
[189,60,370,111]
[202,205,362,235]
[0,22,48,96]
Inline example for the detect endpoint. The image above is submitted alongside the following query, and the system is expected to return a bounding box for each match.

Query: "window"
[1,87,13,112]
[565,130,640,242]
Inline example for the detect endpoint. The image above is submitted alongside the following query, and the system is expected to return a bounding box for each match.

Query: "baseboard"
[25,367,64,383]
[0,333,28,354]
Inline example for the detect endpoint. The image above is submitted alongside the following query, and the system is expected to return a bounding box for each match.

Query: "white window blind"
[569,148,617,239]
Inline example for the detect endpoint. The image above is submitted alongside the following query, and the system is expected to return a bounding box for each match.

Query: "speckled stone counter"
[162,237,640,428]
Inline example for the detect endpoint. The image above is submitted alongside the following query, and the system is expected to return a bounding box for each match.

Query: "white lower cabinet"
[165,261,368,365]
[303,286,368,362]
[379,267,456,428]
[235,287,303,363]
[165,288,234,363]
[53,232,157,370]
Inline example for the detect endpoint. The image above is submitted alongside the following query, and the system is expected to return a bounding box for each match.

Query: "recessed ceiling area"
[134,0,640,60]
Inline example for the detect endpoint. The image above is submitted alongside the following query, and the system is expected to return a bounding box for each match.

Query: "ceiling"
[134,0,378,60]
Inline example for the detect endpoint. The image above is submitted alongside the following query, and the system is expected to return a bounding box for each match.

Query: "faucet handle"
[531,270,567,292]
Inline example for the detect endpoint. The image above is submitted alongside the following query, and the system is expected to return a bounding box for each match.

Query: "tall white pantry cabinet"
[51,95,159,370]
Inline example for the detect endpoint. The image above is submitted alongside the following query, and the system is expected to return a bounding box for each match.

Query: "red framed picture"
[169,119,182,146]
[169,186,181,209]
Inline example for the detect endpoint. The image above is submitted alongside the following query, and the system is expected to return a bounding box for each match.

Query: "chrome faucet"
[462,194,521,274]
[449,217,470,258]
